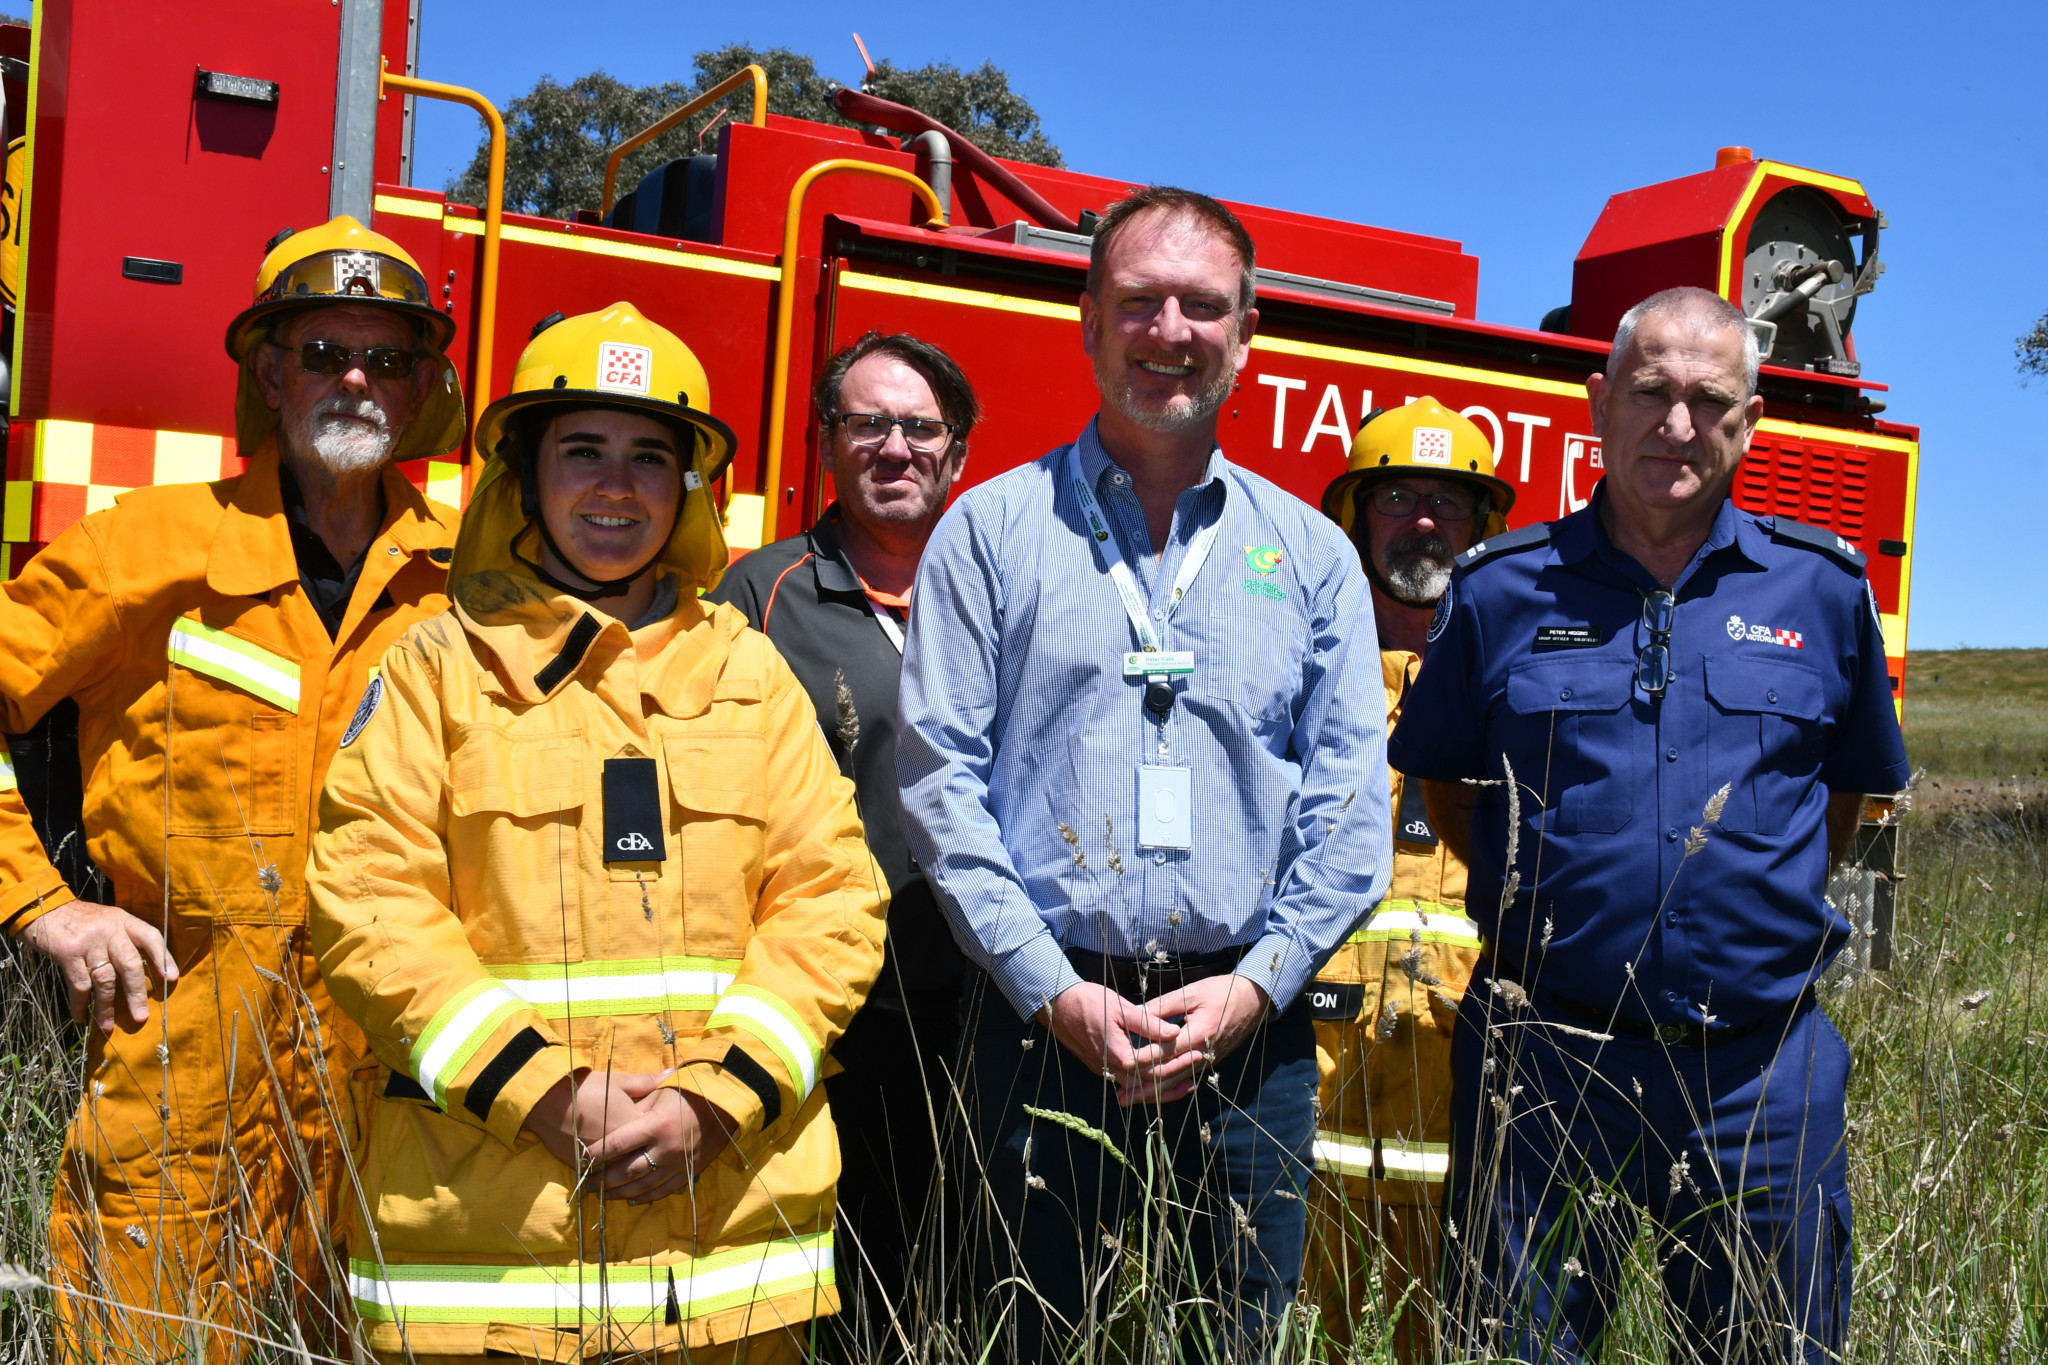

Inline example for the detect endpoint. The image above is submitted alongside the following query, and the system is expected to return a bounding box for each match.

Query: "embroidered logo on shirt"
[1243,545,1284,576]
[1726,614,1805,648]
[1427,582,1452,643]
[1242,579,1287,601]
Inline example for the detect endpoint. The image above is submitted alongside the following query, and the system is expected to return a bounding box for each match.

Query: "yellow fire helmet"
[1320,395,1516,541]
[460,301,738,596]
[224,215,466,462]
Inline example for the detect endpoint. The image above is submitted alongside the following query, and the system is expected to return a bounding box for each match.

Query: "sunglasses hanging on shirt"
[1637,590,1675,697]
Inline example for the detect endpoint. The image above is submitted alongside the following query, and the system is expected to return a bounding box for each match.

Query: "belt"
[1064,945,1246,1004]
[1483,962,1814,1049]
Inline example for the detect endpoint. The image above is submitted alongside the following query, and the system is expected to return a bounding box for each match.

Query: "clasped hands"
[1037,973,1270,1107]
[523,1069,736,1205]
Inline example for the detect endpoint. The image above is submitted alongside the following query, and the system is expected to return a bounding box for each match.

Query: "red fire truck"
[0,3,1918,946]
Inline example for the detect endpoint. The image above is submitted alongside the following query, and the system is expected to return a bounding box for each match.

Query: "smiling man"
[897,186,1391,1360]
[1393,287,1908,1362]
[705,331,980,1359]
[0,216,462,1358]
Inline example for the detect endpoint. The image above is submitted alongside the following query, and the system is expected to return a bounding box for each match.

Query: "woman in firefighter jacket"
[306,303,887,1363]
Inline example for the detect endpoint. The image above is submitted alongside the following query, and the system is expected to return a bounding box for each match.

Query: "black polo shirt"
[704,505,961,1017]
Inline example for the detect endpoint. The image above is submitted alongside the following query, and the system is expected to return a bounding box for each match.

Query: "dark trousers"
[958,971,1318,1363]
[824,1002,962,1361]
[1443,963,1854,1363]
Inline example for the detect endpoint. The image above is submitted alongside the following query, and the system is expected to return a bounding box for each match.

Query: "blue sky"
[407,0,2047,648]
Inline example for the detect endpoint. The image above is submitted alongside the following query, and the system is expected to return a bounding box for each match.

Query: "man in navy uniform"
[1392,285,1907,1362]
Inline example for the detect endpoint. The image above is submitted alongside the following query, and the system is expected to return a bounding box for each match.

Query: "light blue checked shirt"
[897,418,1392,1021]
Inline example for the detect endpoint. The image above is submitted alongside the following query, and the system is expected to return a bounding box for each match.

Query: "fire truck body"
[3,1,1919,707]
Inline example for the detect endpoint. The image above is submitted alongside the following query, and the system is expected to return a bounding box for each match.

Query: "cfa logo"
[1310,989,1340,1011]
[595,341,653,395]
[1402,817,1432,839]
[615,831,655,854]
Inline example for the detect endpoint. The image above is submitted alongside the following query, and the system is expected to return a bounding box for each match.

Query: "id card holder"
[1136,764,1193,850]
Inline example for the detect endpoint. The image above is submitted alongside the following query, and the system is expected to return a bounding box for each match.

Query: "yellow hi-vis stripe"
[1348,900,1482,946]
[1314,1129,1451,1181]
[708,985,821,1101]
[347,1230,834,1325]
[0,742,14,794]
[167,618,301,713]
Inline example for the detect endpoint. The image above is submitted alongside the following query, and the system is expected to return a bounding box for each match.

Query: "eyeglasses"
[1367,485,1479,522]
[273,340,419,379]
[1637,590,1675,697]
[837,413,955,454]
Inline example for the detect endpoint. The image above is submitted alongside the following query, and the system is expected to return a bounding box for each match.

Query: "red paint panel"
[1576,165,1755,259]
[19,0,340,433]
[1568,234,1721,344]
[375,193,781,498]
[88,424,154,487]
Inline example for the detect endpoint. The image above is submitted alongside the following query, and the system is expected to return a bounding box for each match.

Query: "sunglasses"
[273,340,420,379]
[1637,590,1675,697]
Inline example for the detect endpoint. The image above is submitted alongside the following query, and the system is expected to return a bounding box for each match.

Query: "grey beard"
[1102,358,1237,433]
[287,394,395,473]
[1379,535,1455,606]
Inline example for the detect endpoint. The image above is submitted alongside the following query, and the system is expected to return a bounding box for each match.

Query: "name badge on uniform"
[1123,651,1195,678]
[1136,764,1193,850]
[602,757,666,864]
[1306,981,1368,1022]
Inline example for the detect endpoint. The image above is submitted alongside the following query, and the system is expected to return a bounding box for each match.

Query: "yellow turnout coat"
[307,494,886,1357]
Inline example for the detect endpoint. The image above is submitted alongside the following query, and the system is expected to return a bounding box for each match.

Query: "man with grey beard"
[0,215,464,1356]
[1302,398,1510,1361]
[899,185,1390,1360]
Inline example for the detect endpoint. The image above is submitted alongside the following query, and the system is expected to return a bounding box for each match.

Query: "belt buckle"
[1656,1023,1688,1045]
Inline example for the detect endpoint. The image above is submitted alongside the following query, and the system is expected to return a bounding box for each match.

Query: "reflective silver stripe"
[347,1231,834,1324]
[708,986,821,1100]
[0,745,15,794]
[1314,1129,1450,1181]
[493,959,740,1018]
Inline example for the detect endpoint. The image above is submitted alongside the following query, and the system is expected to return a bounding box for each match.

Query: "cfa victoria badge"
[340,675,384,748]
[1427,582,1452,643]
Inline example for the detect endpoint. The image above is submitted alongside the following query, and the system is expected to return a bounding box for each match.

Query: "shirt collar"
[806,505,864,597]
[1550,483,1756,587]
[207,437,455,598]
[1074,414,1230,500]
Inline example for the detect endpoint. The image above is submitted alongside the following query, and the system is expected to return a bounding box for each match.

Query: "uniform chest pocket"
[1703,656,1828,833]
[664,735,767,946]
[1201,608,1304,725]
[447,730,585,819]
[1504,656,1636,834]
[165,624,302,837]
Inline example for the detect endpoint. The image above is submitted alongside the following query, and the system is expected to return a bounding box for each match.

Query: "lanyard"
[868,595,905,654]
[1067,444,1220,669]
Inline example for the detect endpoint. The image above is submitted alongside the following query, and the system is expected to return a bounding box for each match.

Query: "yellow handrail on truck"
[379,60,504,499]
[757,160,949,544]
[600,65,768,219]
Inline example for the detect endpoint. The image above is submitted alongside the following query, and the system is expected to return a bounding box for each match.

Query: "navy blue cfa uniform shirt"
[1388,485,1908,1029]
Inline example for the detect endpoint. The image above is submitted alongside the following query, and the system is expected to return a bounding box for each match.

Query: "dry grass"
[2,648,2044,1362]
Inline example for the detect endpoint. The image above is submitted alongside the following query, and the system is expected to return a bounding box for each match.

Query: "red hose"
[831,88,1081,234]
